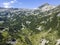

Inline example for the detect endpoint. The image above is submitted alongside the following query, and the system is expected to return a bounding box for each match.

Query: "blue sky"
[0,0,60,8]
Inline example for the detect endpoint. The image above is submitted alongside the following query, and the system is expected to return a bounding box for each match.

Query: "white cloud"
[10,0,16,3]
[33,8,37,9]
[3,2,10,8]
[3,0,17,8]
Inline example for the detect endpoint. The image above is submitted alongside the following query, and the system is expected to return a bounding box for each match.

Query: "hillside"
[0,3,60,45]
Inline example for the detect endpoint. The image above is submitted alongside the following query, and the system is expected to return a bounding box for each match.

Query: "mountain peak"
[38,3,50,8]
[42,3,50,6]
[38,3,56,12]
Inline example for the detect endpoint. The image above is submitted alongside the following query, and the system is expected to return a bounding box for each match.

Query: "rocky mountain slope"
[0,3,60,45]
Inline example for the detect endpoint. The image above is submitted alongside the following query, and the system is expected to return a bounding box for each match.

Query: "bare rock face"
[56,39,60,45]
[38,3,56,12]
[40,39,49,45]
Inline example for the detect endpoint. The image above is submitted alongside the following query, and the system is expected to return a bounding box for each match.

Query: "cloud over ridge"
[3,0,17,8]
